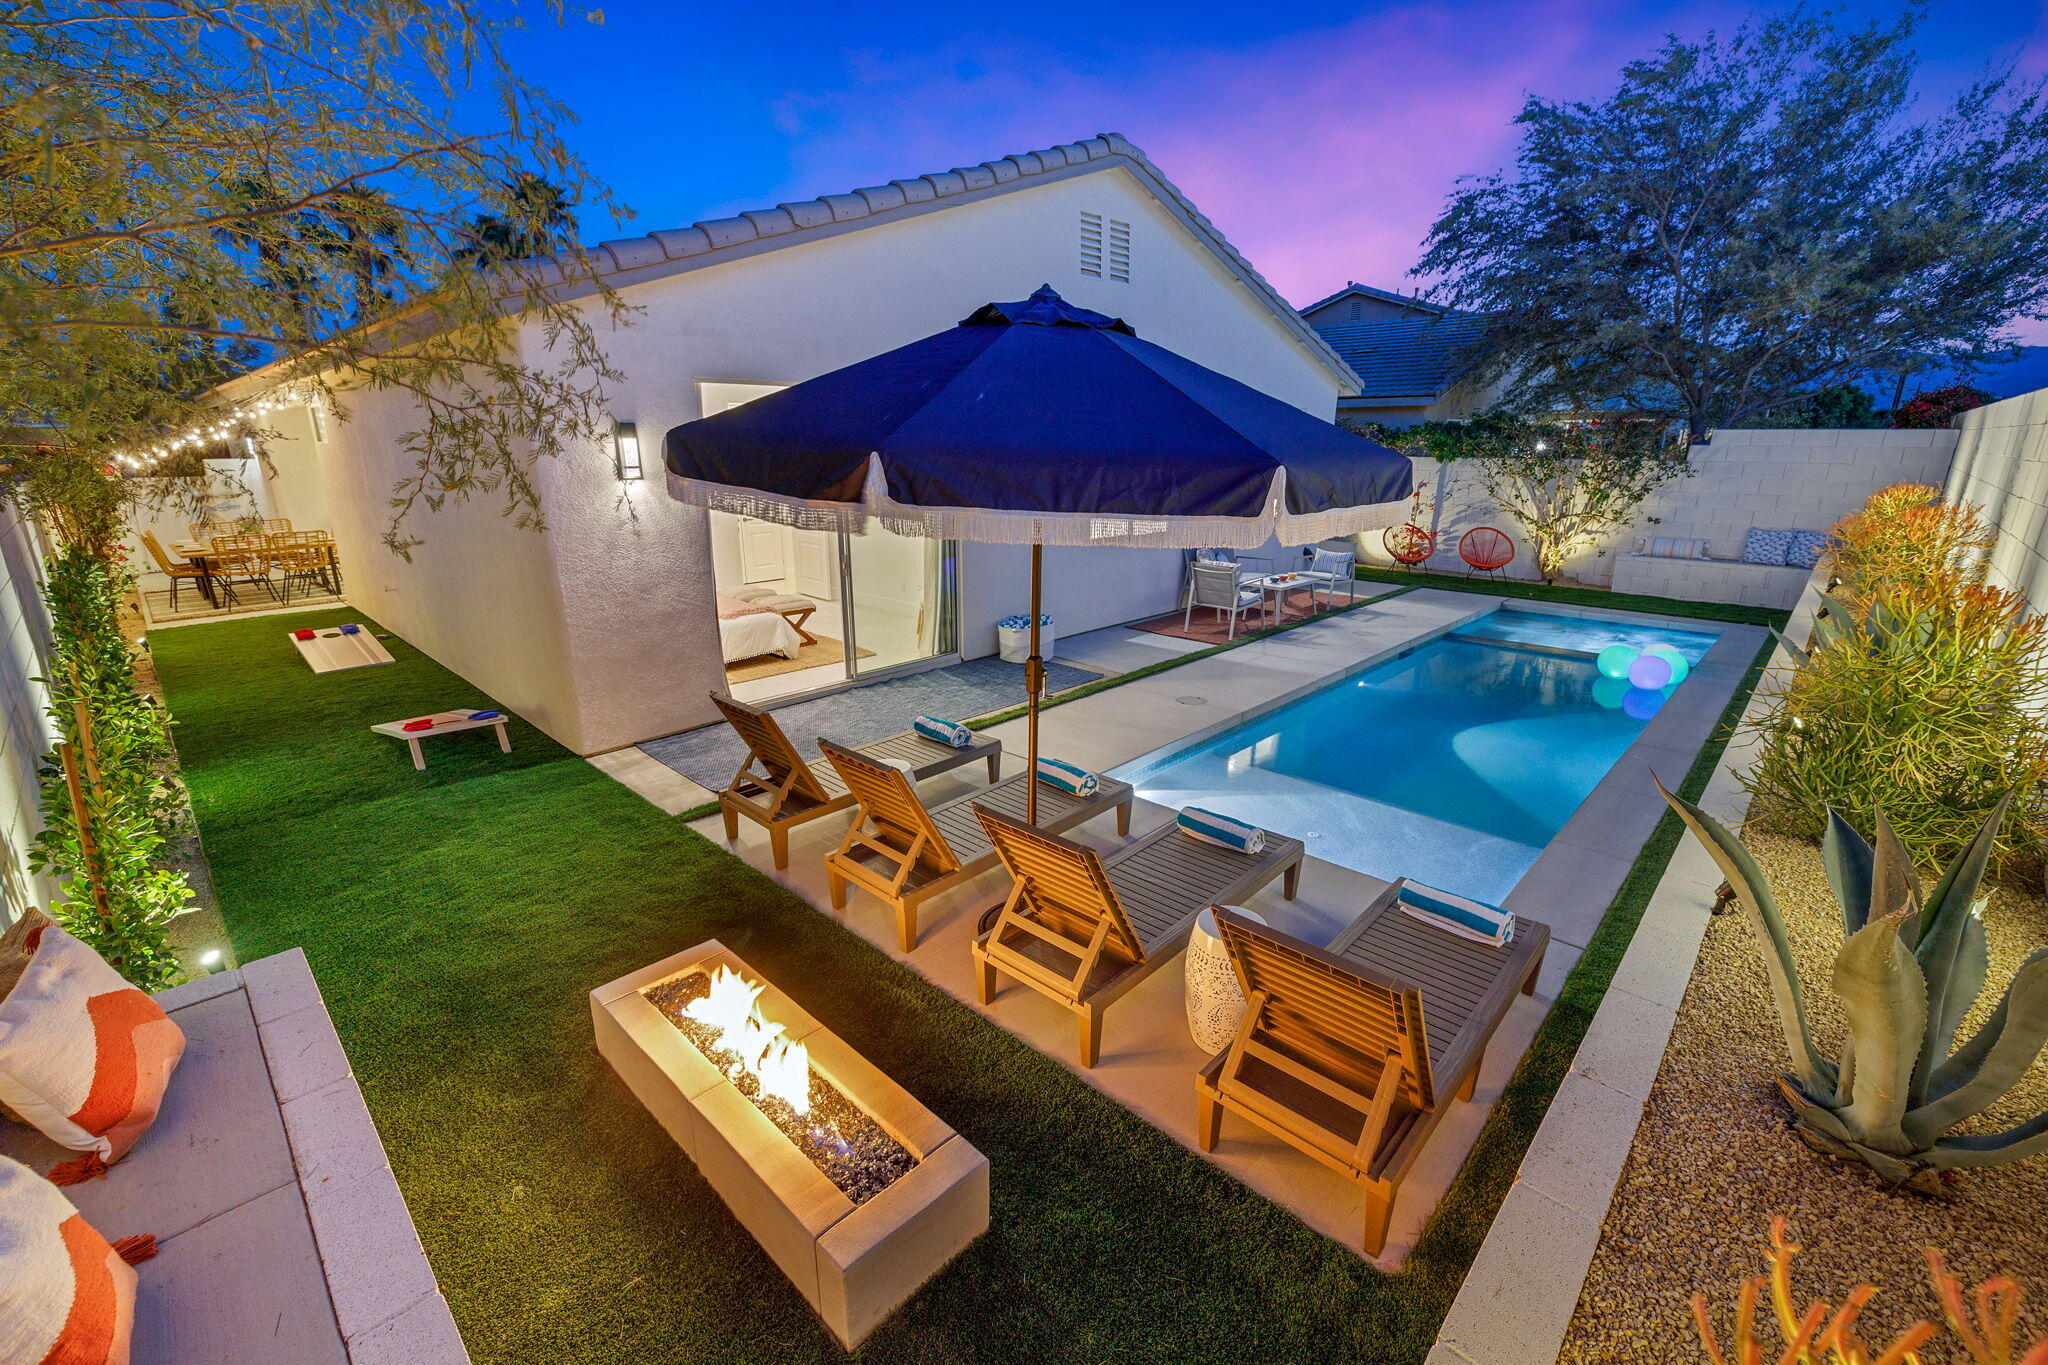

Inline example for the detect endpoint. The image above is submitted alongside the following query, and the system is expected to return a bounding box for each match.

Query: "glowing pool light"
[1623,687,1665,720]
[1592,675,1631,710]
[1628,653,1673,689]
[1596,644,1638,680]
[1649,646,1690,684]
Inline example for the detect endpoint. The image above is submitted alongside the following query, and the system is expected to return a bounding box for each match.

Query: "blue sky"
[501,0,2048,335]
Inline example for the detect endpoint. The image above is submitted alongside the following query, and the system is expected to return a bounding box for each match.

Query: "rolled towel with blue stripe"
[1033,756,1098,796]
[1176,806,1265,855]
[913,715,974,748]
[1397,881,1515,946]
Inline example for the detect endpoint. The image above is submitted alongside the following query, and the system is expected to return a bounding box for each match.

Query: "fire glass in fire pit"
[645,968,915,1203]
[591,940,989,1350]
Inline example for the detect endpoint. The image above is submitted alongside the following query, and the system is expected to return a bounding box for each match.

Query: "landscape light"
[613,420,643,481]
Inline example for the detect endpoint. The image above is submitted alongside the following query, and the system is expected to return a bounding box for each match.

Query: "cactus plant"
[1658,780,2048,1185]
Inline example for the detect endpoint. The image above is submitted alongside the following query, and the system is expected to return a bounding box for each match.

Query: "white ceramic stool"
[1185,905,1266,1054]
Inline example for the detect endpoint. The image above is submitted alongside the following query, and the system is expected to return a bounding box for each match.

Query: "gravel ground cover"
[1562,830,2048,1362]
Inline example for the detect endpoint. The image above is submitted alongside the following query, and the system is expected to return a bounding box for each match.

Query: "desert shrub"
[1825,482,1996,601]
[1743,573,2048,869]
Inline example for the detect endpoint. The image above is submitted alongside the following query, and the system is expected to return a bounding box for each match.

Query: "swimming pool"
[1110,608,1721,904]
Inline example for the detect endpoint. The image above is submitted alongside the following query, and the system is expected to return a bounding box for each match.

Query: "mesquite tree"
[1417,11,2048,441]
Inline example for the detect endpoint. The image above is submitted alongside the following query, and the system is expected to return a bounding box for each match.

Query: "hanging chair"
[1458,526,1516,576]
[1383,523,1436,568]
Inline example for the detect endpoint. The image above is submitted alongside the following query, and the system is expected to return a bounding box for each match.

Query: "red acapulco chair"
[1383,523,1436,570]
[1458,526,1516,578]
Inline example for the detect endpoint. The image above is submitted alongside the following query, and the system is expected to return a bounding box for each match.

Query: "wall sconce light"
[612,420,643,481]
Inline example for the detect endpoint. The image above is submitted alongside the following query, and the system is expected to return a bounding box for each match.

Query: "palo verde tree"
[1363,411,1688,583]
[0,0,629,983]
[1417,9,2048,442]
[0,0,632,550]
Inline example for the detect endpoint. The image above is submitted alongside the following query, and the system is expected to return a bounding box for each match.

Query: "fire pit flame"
[683,965,811,1117]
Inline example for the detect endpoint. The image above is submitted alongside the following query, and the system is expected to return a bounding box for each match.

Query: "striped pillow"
[1176,807,1266,855]
[1397,881,1516,946]
[0,1156,144,1365]
[1033,756,1098,796]
[1637,536,1709,559]
[0,911,185,1184]
[913,715,973,748]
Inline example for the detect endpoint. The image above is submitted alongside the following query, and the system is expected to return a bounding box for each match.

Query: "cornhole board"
[369,710,512,771]
[290,625,393,673]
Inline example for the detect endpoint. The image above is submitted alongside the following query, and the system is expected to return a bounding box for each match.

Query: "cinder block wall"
[1946,389,2048,614]
[1362,429,1959,590]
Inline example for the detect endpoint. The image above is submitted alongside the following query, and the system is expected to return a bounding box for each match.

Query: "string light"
[106,388,319,472]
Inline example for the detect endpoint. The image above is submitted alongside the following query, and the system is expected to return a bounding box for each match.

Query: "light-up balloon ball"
[1623,686,1666,720]
[1592,676,1631,710]
[1596,644,1638,680]
[1628,653,1674,689]
[1649,646,1690,685]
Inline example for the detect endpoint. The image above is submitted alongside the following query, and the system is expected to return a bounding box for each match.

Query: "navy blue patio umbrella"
[665,285,1412,819]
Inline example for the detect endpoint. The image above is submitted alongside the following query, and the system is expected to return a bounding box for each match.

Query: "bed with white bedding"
[718,600,804,662]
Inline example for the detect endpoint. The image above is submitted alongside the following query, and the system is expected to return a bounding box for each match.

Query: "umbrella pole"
[1026,542,1043,825]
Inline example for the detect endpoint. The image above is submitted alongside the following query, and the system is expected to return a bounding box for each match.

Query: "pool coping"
[1425,569,1819,1365]
[1103,593,1769,952]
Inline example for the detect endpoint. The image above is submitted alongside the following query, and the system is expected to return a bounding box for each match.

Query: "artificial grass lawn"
[154,608,1441,1363]
[151,600,1766,1363]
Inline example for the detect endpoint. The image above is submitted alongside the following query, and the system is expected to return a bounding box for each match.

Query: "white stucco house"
[189,134,1368,755]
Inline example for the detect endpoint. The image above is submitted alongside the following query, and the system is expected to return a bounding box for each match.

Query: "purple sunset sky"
[517,0,2048,339]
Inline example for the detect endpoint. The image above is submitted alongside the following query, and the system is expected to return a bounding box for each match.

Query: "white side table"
[1185,906,1265,1054]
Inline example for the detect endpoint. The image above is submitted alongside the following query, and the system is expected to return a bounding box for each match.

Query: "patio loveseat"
[0,949,467,1363]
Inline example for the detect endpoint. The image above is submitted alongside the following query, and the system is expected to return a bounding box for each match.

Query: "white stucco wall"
[1369,428,1959,595]
[1945,387,2048,613]
[285,160,1348,753]
[0,505,55,926]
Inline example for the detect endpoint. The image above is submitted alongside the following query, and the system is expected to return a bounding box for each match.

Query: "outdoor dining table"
[172,535,339,607]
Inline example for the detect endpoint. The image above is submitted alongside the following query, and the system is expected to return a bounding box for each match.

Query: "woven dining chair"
[207,533,279,607]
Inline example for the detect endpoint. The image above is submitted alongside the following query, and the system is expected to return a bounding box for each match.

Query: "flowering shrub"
[1891,383,1993,429]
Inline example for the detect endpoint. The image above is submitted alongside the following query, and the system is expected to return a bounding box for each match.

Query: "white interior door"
[738,518,786,583]
[791,529,835,600]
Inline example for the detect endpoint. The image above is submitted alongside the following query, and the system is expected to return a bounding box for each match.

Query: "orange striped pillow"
[0,911,185,1184]
[0,1156,140,1365]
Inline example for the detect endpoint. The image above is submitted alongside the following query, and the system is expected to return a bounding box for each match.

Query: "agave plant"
[1658,781,2048,1184]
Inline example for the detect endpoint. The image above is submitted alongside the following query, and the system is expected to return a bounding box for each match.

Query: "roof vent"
[1080,212,1131,283]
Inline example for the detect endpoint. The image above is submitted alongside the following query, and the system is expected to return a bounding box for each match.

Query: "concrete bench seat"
[0,949,466,1364]
[1609,552,1814,609]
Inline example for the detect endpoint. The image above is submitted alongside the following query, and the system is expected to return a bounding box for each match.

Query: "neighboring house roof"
[214,134,1359,403]
[1311,314,1491,405]
[1298,281,1450,318]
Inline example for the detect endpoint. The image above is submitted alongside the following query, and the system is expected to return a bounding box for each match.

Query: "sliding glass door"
[843,523,955,678]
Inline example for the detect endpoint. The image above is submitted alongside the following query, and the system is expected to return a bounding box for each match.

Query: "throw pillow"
[0,910,185,1184]
[1308,547,1352,577]
[1741,527,1796,566]
[0,1155,151,1365]
[1787,529,1833,570]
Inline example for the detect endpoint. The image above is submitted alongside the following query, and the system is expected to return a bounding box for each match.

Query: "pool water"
[1111,608,1720,904]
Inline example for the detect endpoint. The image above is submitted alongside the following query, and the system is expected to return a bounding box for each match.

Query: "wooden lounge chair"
[971,806,1305,1067]
[819,739,1134,953]
[1195,882,1549,1255]
[710,692,1001,869]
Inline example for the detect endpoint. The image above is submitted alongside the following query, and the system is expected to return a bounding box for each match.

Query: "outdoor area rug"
[641,654,1100,790]
[1129,586,1355,644]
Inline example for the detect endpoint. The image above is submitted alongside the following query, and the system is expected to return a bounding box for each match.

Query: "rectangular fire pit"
[591,940,989,1349]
